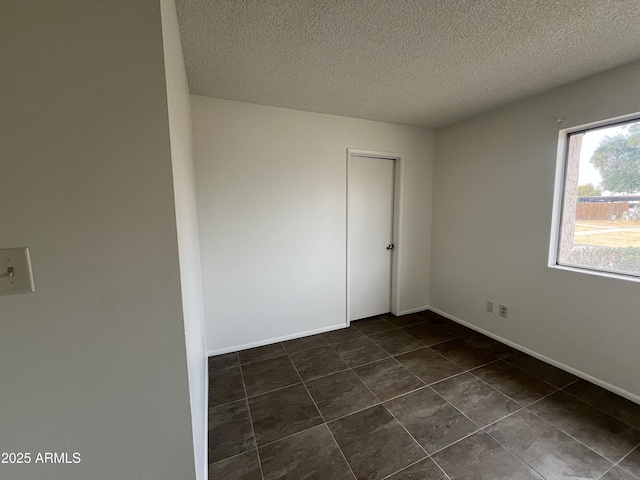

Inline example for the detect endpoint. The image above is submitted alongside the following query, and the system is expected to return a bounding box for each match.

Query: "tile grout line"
[399,362,466,389]
[379,456,454,480]
[366,381,427,405]
[465,353,578,397]
[410,377,546,475]
[425,345,499,373]
[317,400,385,425]
[475,389,558,432]
[350,365,435,478]
[465,357,562,394]
[244,380,305,400]
[329,337,393,368]
[238,363,266,480]
[483,406,616,479]
[481,425,550,479]
[469,378,573,476]
[288,351,360,480]
[240,333,421,415]
[598,441,640,480]
[558,381,640,432]
[208,320,444,471]
[426,428,484,458]
[207,448,256,467]
[522,405,634,465]
[464,368,555,411]
[501,354,578,392]
[376,378,526,480]
[422,385,486,451]
[238,351,332,452]
[209,319,639,480]
[322,322,455,478]
[424,363,635,478]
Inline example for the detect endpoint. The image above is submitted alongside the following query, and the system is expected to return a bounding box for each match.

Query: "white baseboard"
[428,306,640,406]
[207,322,349,356]
[396,305,430,316]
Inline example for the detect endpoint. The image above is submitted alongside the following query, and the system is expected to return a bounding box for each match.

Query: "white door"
[348,156,395,321]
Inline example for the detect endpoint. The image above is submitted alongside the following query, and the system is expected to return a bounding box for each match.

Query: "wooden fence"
[576,202,629,221]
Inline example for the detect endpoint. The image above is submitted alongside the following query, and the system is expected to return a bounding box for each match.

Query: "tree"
[577,183,601,196]
[590,123,640,194]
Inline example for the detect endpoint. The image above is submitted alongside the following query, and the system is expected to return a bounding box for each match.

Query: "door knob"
[386,244,395,250]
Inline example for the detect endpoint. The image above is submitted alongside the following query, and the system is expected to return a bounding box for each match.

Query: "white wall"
[192,97,434,354]
[431,60,640,400]
[160,1,207,479]
[1,2,196,479]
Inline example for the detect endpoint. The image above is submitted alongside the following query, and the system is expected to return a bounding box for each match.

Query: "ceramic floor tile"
[432,372,521,427]
[242,355,301,397]
[600,466,640,480]
[505,352,578,388]
[383,313,425,329]
[432,431,544,480]
[209,352,240,372]
[434,320,477,338]
[332,336,390,367]
[402,323,453,346]
[419,311,452,325]
[354,358,424,402]
[248,383,323,446]
[430,339,497,370]
[462,332,519,358]
[529,391,640,461]
[239,343,287,365]
[322,327,365,345]
[209,366,246,407]
[259,424,354,480]
[472,359,557,406]
[208,450,262,480]
[368,329,425,356]
[305,370,379,421]
[351,317,397,336]
[209,332,637,480]
[384,386,478,454]
[619,446,640,477]
[565,380,640,430]
[208,399,255,463]
[282,333,329,354]
[395,347,463,384]
[328,405,426,480]
[289,345,349,381]
[386,458,449,479]
[486,409,612,480]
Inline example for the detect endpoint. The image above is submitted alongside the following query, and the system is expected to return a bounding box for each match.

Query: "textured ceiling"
[176,0,640,128]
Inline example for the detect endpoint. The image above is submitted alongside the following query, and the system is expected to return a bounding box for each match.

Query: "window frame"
[549,112,640,283]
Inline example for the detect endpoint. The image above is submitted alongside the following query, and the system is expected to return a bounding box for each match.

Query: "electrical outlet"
[486,301,494,313]
[499,304,508,318]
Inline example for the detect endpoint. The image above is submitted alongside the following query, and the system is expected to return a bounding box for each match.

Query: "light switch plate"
[0,248,35,296]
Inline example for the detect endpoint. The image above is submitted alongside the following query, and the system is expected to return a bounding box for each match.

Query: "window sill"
[548,263,640,283]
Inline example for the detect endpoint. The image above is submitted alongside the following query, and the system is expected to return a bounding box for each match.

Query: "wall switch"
[0,248,35,296]
[499,304,508,318]
[486,301,494,313]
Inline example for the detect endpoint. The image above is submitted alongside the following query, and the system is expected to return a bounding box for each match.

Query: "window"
[552,115,640,280]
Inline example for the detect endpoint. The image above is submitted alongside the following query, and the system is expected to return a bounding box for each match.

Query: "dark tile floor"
[207,311,640,480]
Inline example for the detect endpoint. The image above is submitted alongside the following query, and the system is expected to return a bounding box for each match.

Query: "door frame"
[346,149,405,325]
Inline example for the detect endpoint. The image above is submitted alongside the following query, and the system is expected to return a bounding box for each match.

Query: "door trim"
[346,149,405,325]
